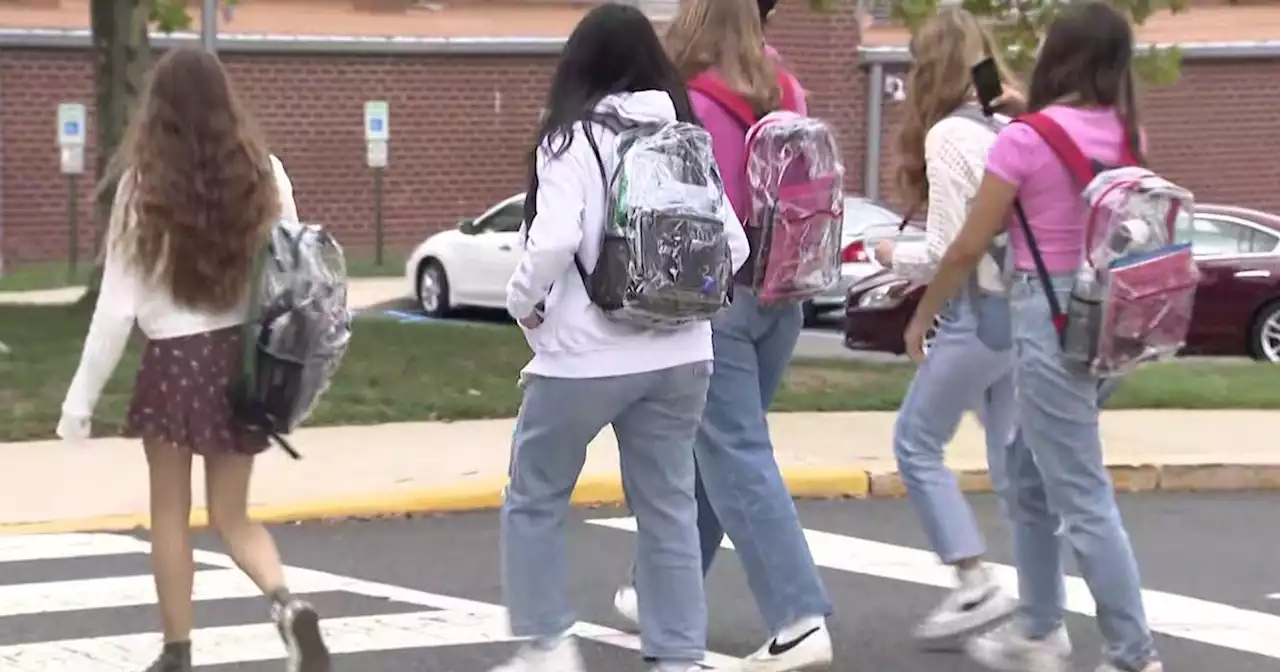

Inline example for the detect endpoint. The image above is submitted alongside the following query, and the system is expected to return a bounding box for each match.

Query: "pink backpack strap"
[687,70,803,128]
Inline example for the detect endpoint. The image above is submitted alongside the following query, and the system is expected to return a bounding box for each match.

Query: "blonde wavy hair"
[103,47,279,313]
[894,7,1019,210]
[665,0,781,113]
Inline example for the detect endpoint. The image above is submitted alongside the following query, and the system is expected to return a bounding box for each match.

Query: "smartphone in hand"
[971,57,1003,116]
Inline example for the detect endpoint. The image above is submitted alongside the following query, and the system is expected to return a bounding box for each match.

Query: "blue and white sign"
[364,100,389,142]
[56,103,86,147]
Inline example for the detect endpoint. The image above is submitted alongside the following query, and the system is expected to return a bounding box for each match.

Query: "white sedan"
[405,193,921,319]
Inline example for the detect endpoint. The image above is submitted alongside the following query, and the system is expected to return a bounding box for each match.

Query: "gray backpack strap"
[946,104,1011,296]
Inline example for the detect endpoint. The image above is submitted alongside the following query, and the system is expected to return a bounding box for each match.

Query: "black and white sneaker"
[272,598,331,672]
[914,565,1017,649]
[142,647,192,672]
[739,615,833,671]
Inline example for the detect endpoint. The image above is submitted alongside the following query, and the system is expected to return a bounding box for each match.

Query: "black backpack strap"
[1011,201,1067,337]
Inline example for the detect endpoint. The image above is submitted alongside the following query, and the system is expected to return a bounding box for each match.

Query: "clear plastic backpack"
[1012,113,1199,378]
[744,110,845,305]
[229,220,352,457]
[579,121,734,329]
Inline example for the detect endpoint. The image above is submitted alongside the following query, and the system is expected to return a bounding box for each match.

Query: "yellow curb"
[1,464,1274,535]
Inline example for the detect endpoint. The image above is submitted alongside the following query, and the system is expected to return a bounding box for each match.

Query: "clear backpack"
[525,119,735,330]
[688,71,844,306]
[1011,113,1199,378]
[229,220,352,457]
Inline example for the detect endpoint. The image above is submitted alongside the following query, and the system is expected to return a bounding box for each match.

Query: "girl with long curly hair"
[873,6,1028,650]
[57,48,330,672]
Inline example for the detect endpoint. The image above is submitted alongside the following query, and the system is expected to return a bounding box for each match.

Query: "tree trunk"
[80,0,151,306]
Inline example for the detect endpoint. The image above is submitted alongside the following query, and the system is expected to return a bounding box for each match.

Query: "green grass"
[0,251,405,293]
[1,303,1277,442]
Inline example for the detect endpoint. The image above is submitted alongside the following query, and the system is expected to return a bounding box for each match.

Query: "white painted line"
[0,568,351,618]
[800,329,845,340]
[588,517,1280,660]
[1268,593,1279,600]
[0,533,743,668]
[0,533,149,563]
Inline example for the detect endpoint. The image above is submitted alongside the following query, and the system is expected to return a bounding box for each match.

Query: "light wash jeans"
[893,289,1017,564]
[1003,273,1156,669]
[501,361,713,663]
[692,291,833,632]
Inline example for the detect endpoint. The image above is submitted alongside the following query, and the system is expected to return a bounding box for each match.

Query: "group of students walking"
[55,1,1175,672]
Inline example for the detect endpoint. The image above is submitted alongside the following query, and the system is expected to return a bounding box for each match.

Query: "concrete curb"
[2,463,1277,535]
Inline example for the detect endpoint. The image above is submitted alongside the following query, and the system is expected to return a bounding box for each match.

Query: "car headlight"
[856,280,909,309]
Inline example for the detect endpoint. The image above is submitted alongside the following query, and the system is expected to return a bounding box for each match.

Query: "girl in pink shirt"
[905,3,1160,672]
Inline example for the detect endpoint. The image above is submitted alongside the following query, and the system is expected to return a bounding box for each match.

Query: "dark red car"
[844,204,1280,362]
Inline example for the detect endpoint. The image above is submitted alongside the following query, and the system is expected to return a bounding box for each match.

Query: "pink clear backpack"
[687,72,844,305]
[1012,113,1199,377]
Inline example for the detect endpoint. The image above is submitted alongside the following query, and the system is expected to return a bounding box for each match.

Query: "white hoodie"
[506,91,750,379]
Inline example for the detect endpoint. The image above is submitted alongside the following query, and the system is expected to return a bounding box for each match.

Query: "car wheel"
[1249,300,1280,363]
[802,301,819,327]
[417,260,452,318]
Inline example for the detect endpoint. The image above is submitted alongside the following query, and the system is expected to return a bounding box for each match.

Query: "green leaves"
[147,0,238,34]
[884,0,1187,85]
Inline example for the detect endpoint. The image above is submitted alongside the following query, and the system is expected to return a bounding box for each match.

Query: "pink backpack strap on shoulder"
[687,70,803,128]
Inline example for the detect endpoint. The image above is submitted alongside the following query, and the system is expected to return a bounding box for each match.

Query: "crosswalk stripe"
[587,516,1280,660]
[0,532,745,669]
[0,568,351,618]
[0,533,149,563]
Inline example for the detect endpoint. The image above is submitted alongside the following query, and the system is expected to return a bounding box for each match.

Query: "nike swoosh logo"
[767,626,820,656]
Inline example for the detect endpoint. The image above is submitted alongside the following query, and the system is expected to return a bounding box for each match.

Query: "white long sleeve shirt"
[57,155,299,439]
[890,114,1006,294]
[506,91,750,379]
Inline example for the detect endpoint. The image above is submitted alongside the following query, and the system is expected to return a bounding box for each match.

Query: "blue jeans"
[893,290,1017,564]
[692,291,833,632]
[501,362,713,663]
[1003,274,1156,669]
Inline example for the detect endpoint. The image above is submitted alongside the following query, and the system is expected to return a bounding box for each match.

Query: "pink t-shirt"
[986,105,1132,274]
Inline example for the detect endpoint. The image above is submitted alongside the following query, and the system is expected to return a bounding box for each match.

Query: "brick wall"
[870,57,1280,213]
[2,0,1279,264]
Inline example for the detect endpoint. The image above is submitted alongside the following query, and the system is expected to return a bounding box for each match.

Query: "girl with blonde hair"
[872,6,1032,649]
[612,0,834,670]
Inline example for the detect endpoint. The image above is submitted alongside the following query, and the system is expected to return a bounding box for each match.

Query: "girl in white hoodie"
[494,4,748,672]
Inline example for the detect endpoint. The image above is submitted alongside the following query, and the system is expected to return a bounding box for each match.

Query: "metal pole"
[864,63,884,201]
[201,0,218,53]
[68,174,79,280]
[373,168,384,266]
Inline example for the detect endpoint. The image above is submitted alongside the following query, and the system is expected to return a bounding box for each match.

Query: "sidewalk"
[1,410,1276,534]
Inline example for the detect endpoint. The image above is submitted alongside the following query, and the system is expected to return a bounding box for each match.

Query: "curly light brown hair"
[665,0,781,114]
[105,47,279,313]
[894,7,1019,211]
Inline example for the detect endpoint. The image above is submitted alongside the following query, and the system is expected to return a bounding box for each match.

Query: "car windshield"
[843,198,901,239]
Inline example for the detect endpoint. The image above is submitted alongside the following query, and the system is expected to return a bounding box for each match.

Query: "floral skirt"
[123,326,269,456]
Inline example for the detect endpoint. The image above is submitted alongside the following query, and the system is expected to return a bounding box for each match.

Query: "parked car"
[803,197,925,325]
[843,204,1280,362]
[406,193,526,317]
[406,192,922,321]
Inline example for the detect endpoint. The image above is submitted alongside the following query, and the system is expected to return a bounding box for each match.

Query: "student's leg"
[613,361,712,666]
[205,451,330,672]
[144,441,196,646]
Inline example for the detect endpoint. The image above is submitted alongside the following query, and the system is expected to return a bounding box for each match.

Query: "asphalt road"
[1,492,1277,671]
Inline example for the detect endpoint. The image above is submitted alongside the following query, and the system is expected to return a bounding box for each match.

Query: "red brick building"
[2,0,1279,264]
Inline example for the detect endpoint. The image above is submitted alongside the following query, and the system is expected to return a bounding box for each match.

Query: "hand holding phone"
[971,57,1003,116]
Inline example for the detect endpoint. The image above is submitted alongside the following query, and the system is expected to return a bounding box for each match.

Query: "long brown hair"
[665,0,781,113]
[103,47,279,312]
[894,7,1019,210]
[1027,1,1145,165]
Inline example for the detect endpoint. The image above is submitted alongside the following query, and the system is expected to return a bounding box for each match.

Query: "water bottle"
[1060,265,1104,369]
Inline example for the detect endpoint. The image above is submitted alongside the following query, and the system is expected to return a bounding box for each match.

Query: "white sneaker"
[1095,661,1163,672]
[738,615,833,671]
[914,565,1018,648]
[488,636,586,672]
[965,621,1072,672]
[614,585,640,628]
